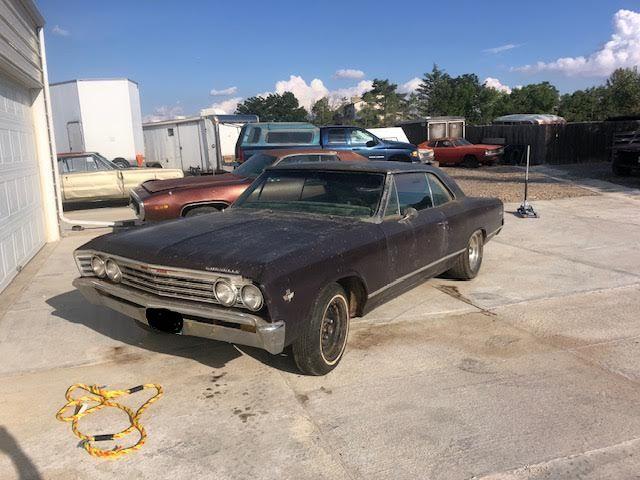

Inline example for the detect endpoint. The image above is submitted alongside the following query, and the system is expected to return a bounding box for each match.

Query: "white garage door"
[0,72,45,292]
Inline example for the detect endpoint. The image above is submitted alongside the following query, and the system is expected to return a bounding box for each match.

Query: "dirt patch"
[108,346,143,364]
[443,165,597,203]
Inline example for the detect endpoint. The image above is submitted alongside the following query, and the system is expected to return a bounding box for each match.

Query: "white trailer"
[143,114,258,173]
[50,78,144,165]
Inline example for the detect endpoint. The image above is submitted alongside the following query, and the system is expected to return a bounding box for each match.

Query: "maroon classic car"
[73,162,503,375]
[130,149,366,221]
[419,138,504,167]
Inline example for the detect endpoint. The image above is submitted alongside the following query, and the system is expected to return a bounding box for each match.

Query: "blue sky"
[38,0,640,120]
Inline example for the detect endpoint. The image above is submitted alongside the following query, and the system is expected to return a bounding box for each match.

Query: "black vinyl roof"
[267,161,436,174]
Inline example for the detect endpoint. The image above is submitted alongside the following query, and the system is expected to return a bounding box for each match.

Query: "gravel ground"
[442,165,597,203]
[546,161,640,189]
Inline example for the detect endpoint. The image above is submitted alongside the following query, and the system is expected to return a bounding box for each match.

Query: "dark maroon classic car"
[73,162,503,375]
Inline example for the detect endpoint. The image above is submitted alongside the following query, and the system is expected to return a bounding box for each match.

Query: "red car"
[130,149,367,221]
[419,138,503,167]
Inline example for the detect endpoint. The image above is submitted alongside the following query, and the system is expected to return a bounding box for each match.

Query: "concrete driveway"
[1,179,640,479]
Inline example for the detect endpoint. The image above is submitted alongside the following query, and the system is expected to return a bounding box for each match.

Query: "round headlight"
[105,259,122,283]
[91,256,106,278]
[214,280,237,307]
[241,284,264,311]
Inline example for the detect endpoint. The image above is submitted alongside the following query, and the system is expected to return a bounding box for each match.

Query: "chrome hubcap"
[468,233,481,270]
[320,297,348,363]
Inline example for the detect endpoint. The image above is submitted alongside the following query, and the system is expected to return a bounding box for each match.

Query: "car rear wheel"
[292,283,350,376]
[462,155,479,168]
[446,230,484,280]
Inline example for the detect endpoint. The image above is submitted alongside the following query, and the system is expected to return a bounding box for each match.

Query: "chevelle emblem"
[283,289,295,302]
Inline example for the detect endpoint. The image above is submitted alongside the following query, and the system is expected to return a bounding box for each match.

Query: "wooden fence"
[465,120,640,165]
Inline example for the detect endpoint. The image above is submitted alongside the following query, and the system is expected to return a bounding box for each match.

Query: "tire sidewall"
[318,293,350,366]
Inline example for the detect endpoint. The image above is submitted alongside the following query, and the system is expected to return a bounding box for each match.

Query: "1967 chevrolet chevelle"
[73,162,503,375]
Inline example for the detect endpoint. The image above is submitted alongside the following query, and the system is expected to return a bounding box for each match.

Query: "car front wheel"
[292,283,350,375]
[447,229,484,280]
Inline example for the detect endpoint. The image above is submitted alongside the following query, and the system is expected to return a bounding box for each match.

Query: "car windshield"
[454,138,472,146]
[94,153,117,170]
[234,153,277,178]
[235,170,385,218]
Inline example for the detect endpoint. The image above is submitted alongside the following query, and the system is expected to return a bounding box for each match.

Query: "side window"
[384,178,400,217]
[65,156,90,173]
[427,173,453,206]
[349,128,375,145]
[394,173,432,212]
[58,159,69,174]
[85,155,98,171]
[441,140,453,147]
[326,128,346,144]
[318,154,339,162]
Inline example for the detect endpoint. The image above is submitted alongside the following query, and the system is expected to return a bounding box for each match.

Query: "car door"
[426,172,467,255]
[379,173,446,283]
[347,128,385,160]
[434,140,458,165]
[59,155,123,202]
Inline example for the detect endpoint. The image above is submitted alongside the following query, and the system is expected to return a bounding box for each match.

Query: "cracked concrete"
[1,178,639,479]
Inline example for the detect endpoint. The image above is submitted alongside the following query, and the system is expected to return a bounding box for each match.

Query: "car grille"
[74,252,245,307]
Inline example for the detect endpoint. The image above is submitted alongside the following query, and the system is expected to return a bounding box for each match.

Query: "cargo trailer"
[142,113,258,173]
[50,78,144,166]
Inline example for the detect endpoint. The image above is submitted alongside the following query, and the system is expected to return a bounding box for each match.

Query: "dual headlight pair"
[91,255,122,282]
[214,280,263,311]
[90,255,263,312]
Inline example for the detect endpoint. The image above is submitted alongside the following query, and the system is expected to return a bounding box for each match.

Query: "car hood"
[141,173,250,193]
[79,209,368,281]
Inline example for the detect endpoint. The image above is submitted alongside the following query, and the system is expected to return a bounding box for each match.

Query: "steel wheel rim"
[320,295,349,365]
[468,233,481,270]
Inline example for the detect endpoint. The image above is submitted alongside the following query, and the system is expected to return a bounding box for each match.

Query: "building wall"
[49,81,81,152]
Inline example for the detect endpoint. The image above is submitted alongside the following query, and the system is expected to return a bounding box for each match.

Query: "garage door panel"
[0,70,44,292]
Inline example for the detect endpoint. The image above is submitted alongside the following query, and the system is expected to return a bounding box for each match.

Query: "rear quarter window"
[265,131,315,144]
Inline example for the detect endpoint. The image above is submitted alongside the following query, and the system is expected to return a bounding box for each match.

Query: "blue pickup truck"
[235,122,432,164]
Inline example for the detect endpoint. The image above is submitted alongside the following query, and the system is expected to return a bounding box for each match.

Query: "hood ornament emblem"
[283,289,295,302]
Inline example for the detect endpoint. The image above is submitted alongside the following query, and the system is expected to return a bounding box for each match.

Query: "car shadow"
[46,290,298,373]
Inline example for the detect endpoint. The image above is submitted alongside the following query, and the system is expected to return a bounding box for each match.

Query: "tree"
[236,92,308,121]
[310,97,335,125]
[415,65,454,117]
[558,87,608,122]
[507,82,559,114]
[357,79,407,127]
[605,67,640,117]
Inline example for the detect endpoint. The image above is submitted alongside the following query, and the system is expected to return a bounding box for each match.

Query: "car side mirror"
[366,140,377,147]
[400,207,418,223]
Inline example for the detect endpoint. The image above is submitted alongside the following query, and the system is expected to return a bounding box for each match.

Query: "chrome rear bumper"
[73,277,285,354]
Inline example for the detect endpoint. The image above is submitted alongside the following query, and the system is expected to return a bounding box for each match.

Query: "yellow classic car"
[57,152,184,203]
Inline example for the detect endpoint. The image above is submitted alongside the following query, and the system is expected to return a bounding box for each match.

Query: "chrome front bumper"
[73,277,285,354]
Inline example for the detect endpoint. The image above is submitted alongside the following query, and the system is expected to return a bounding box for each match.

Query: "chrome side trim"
[368,249,466,299]
[129,189,145,220]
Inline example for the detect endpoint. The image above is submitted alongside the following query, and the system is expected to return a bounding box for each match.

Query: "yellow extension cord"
[56,383,163,459]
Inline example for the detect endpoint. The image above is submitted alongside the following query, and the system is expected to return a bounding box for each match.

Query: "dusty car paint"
[74,162,503,351]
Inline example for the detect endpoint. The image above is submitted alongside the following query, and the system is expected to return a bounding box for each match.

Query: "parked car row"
[73,160,504,375]
[235,123,435,164]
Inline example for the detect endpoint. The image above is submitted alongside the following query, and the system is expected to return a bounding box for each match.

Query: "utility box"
[50,78,144,164]
[143,114,258,173]
[398,116,466,144]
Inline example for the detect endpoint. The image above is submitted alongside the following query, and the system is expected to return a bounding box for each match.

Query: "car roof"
[267,161,437,174]
[258,148,341,157]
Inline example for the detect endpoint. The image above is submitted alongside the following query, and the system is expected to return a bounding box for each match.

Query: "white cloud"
[247,75,374,110]
[333,69,365,79]
[51,25,70,37]
[514,9,640,76]
[483,77,512,94]
[483,43,520,54]
[399,77,421,94]
[209,97,242,114]
[210,86,238,96]
[142,104,184,123]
